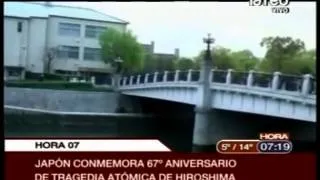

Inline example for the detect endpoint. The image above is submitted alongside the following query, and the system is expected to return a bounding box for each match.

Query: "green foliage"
[142,55,176,73]
[194,36,315,76]
[25,72,65,81]
[175,58,195,71]
[142,54,157,73]
[260,36,306,72]
[112,34,314,76]
[99,28,144,74]
[194,47,258,71]
[212,47,238,70]
[155,57,176,72]
[43,73,65,80]
[5,81,113,92]
[230,50,259,71]
[257,59,272,72]
[294,49,316,75]
[258,36,315,75]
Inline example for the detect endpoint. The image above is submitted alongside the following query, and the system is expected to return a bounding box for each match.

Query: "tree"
[258,48,315,75]
[142,53,157,73]
[191,36,313,76]
[141,55,176,73]
[257,58,272,72]
[44,47,58,73]
[212,46,238,69]
[153,56,176,72]
[195,46,240,70]
[290,49,316,75]
[175,58,195,71]
[230,50,259,71]
[260,36,305,72]
[99,28,144,74]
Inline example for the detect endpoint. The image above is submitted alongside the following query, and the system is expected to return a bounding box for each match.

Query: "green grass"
[5,80,114,92]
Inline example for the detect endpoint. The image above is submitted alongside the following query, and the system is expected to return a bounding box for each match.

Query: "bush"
[43,73,65,81]
[5,81,90,88]
[25,71,64,81]
[25,71,41,80]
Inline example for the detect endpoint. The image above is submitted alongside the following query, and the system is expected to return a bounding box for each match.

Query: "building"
[4,2,128,80]
[141,41,179,60]
[142,41,155,55]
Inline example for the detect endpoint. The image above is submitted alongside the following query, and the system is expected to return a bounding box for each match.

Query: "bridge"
[114,34,316,152]
[118,69,316,122]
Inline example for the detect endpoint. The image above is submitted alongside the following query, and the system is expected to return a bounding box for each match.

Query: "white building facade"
[4,2,128,80]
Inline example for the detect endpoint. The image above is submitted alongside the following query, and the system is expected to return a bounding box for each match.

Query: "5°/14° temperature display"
[216,140,260,154]
[216,139,293,154]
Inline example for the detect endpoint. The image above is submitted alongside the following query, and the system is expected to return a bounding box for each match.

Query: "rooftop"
[4,2,128,24]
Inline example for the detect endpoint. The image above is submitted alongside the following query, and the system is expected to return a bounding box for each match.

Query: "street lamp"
[113,57,127,113]
[199,33,214,84]
[113,57,123,88]
[114,57,123,74]
[203,33,215,63]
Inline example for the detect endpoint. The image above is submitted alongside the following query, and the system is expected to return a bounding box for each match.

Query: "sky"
[51,1,316,59]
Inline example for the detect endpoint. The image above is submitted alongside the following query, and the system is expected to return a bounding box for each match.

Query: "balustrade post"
[209,69,214,83]
[272,72,281,90]
[129,76,134,85]
[137,75,141,85]
[174,70,180,82]
[153,72,159,83]
[111,77,115,86]
[187,69,193,82]
[123,77,127,86]
[120,78,124,87]
[117,78,121,87]
[118,78,121,86]
[163,71,168,82]
[144,73,149,83]
[91,76,96,85]
[302,74,313,95]
[226,69,233,84]
[246,70,255,87]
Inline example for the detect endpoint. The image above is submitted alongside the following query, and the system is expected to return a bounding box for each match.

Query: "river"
[4,106,316,152]
[4,112,194,152]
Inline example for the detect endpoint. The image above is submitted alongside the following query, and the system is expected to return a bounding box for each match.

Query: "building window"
[17,22,22,32]
[85,25,107,38]
[57,46,79,59]
[8,70,21,77]
[84,47,101,61]
[58,23,80,37]
[6,67,22,77]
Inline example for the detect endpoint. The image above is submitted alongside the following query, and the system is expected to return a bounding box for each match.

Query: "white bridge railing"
[118,69,316,96]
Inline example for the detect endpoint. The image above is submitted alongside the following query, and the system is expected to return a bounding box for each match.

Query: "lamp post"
[113,57,126,113]
[114,57,123,88]
[115,57,123,74]
[192,34,215,152]
[203,33,214,63]
[198,33,214,106]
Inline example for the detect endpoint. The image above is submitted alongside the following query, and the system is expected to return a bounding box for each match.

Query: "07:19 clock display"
[257,140,293,154]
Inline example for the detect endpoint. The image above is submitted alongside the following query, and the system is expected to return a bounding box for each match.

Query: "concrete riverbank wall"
[4,87,141,113]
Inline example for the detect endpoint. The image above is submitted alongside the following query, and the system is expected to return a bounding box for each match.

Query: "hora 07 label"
[35,141,80,149]
[249,0,290,14]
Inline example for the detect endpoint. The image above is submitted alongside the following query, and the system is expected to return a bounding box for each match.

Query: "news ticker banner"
[5,139,316,180]
[5,133,293,154]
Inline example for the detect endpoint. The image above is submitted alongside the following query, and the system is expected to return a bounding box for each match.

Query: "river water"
[4,112,195,152]
[4,106,316,152]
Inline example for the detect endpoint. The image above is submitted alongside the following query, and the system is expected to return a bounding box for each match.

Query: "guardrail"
[118,69,316,96]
